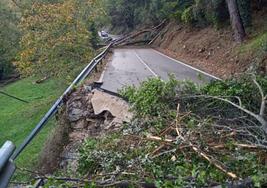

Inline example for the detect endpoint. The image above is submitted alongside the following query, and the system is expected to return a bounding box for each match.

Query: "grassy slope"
[0,77,67,181]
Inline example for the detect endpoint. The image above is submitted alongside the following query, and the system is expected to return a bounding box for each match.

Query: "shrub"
[120,76,178,118]
[0,1,20,79]
[193,0,229,28]
[201,75,267,115]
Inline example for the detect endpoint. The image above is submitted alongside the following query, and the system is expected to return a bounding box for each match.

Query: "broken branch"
[181,95,267,133]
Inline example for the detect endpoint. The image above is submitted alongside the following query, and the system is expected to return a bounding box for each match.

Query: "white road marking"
[134,51,158,77]
[152,49,222,80]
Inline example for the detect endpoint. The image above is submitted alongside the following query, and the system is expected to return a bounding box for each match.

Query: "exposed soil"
[59,86,132,175]
[37,52,114,175]
[153,8,267,79]
[38,108,71,174]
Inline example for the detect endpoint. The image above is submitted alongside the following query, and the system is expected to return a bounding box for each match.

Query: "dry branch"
[252,78,266,117]
[189,143,238,179]
[211,143,267,150]
[146,134,175,143]
[174,103,239,179]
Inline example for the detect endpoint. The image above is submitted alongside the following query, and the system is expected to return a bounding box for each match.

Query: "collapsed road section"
[56,87,132,176]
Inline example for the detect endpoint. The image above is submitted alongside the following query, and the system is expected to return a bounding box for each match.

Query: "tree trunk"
[226,0,246,42]
[257,0,262,10]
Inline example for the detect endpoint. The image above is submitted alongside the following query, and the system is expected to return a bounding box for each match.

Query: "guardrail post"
[95,59,99,73]
[0,141,16,188]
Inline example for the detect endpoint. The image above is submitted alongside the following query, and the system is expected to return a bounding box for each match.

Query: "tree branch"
[181,95,267,133]
[174,104,239,179]
[252,78,266,117]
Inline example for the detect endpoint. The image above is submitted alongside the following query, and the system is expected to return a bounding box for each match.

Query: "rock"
[91,89,133,124]
[198,48,205,53]
[68,108,83,122]
[67,108,84,122]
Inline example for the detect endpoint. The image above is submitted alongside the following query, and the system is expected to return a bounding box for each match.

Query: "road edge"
[152,49,222,81]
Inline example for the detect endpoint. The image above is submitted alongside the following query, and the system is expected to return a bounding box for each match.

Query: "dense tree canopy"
[102,0,264,41]
[14,0,100,78]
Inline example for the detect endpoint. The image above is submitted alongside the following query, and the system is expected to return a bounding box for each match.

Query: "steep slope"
[153,8,267,79]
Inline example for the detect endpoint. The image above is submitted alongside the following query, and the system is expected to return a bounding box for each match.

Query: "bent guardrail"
[0,42,113,187]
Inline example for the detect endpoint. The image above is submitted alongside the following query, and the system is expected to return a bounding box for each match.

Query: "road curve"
[101,48,219,93]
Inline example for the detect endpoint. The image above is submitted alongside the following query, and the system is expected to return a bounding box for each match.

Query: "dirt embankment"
[37,52,114,174]
[153,8,267,79]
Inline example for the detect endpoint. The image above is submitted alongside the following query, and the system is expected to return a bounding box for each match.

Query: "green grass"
[0,77,67,181]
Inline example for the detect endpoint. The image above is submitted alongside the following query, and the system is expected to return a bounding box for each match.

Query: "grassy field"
[0,77,67,181]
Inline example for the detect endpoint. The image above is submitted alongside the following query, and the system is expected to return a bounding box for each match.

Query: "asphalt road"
[101,48,220,93]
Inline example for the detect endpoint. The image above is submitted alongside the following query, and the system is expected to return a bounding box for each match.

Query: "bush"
[120,76,178,118]
[201,75,267,115]
[0,1,20,79]
[211,0,229,28]
[192,0,229,28]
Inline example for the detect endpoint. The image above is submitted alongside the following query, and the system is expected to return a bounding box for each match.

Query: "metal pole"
[0,141,15,172]
[0,141,16,188]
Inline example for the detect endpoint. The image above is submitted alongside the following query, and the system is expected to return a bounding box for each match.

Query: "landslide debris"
[60,86,133,174]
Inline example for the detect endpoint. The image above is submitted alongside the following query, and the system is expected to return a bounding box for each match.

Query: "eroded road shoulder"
[60,87,132,173]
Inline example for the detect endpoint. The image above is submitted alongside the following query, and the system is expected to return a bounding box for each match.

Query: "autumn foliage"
[15,0,99,77]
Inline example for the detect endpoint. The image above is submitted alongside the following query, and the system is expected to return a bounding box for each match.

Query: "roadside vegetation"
[102,0,254,38]
[41,75,267,187]
[0,1,20,80]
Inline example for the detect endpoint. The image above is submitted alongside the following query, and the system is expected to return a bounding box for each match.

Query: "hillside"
[153,7,267,79]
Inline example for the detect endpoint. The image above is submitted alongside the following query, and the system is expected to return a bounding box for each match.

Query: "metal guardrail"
[0,141,16,188]
[0,42,113,187]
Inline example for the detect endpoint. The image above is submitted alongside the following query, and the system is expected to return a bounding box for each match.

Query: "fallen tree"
[22,75,267,187]
[114,20,167,46]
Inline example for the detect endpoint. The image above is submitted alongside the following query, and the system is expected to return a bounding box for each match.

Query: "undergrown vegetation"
[72,75,267,187]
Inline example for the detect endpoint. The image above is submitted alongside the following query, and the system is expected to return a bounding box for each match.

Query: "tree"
[15,0,100,78]
[226,0,246,42]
